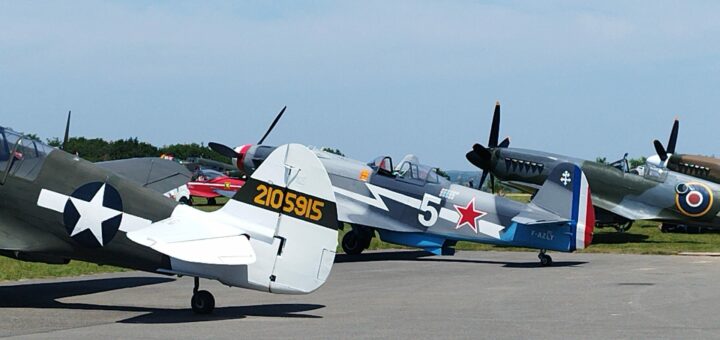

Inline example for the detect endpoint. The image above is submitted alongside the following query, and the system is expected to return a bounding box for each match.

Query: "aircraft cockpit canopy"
[395,160,447,185]
[642,163,668,183]
[370,156,394,176]
[0,127,54,182]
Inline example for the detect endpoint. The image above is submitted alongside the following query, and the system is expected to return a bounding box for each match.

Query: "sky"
[1,1,719,170]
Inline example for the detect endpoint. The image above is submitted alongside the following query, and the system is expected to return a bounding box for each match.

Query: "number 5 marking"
[418,193,441,227]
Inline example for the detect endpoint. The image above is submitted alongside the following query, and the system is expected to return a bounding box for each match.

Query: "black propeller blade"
[258,106,287,145]
[62,110,71,150]
[653,139,668,161]
[477,171,489,191]
[208,142,240,159]
[667,119,679,154]
[498,137,510,148]
[488,101,500,148]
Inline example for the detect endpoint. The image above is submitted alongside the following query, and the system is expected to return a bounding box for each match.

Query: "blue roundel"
[63,182,123,248]
[675,182,714,217]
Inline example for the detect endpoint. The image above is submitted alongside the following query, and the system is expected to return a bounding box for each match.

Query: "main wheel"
[207,197,217,206]
[179,196,191,205]
[191,290,215,314]
[539,254,553,267]
[342,232,365,255]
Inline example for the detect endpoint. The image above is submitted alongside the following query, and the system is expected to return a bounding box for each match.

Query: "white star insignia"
[67,184,122,246]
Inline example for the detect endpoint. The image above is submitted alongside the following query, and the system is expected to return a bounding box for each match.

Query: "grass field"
[4,197,720,281]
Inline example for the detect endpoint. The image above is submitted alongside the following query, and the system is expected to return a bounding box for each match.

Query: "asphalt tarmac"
[2,250,720,339]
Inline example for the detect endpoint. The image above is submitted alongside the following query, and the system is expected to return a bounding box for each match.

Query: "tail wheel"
[191,290,215,314]
[538,251,552,267]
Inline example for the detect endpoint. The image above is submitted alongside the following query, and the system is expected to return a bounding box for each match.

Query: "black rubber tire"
[207,197,217,206]
[179,196,191,205]
[342,232,364,255]
[539,254,553,267]
[191,290,215,314]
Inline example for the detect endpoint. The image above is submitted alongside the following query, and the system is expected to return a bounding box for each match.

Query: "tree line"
[41,136,229,163]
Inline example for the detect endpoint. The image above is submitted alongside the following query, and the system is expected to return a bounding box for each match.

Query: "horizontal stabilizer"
[512,210,569,225]
[127,205,256,265]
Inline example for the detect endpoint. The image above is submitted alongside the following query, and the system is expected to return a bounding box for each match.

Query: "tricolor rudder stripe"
[571,166,595,250]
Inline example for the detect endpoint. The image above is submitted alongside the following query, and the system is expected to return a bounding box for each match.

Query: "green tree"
[321,147,345,157]
[595,156,607,164]
[159,143,228,163]
[629,156,647,168]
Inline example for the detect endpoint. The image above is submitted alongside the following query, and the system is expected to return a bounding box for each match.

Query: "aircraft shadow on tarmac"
[335,250,587,268]
[0,276,324,323]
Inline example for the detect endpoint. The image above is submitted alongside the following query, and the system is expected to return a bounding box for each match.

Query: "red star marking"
[454,198,487,233]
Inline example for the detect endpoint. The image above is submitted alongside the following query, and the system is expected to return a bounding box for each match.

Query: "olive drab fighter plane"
[465,102,720,232]
[209,108,595,266]
[0,126,339,314]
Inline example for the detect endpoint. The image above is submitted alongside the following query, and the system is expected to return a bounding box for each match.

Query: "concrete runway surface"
[2,250,720,339]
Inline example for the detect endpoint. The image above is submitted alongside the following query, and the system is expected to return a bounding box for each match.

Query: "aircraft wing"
[592,196,670,221]
[126,206,256,266]
[97,158,191,195]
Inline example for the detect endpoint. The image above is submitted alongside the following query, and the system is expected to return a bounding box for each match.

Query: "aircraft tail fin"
[528,162,595,250]
[216,143,339,294]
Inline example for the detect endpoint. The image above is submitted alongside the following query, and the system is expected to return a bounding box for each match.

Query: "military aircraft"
[208,108,595,266]
[648,119,720,184]
[0,125,339,314]
[465,102,720,232]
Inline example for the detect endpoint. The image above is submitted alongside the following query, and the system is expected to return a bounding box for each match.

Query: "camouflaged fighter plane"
[0,127,339,314]
[208,108,595,266]
[465,102,720,232]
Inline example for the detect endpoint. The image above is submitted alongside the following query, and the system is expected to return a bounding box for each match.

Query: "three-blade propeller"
[652,119,679,163]
[208,106,288,160]
[465,101,510,193]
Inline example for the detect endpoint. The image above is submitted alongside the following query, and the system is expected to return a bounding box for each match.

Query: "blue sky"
[1,1,719,169]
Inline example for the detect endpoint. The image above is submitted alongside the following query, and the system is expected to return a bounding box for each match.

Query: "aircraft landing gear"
[538,249,552,267]
[191,277,215,314]
[614,221,633,233]
[179,196,193,206]
[341,227,372,255]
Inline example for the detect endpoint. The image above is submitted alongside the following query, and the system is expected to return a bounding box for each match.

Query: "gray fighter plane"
[0,126,339,314]
[209,109,595,266]
[465,102,720,232]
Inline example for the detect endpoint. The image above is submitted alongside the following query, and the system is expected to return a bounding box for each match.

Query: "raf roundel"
[63,182,124,248]
[675,182,714,217]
